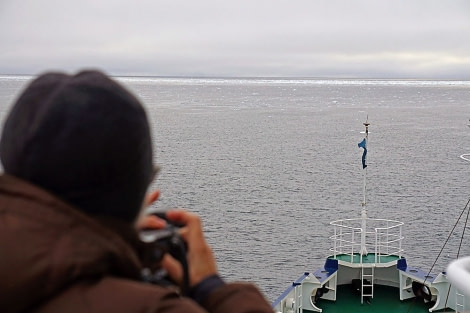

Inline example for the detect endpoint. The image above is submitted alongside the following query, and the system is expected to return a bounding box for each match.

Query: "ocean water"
[1,76,470,302]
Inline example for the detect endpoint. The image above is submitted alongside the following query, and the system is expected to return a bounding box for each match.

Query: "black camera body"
[140,225,184,263]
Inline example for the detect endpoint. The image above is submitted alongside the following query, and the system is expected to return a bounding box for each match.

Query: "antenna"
[363,115,370,136]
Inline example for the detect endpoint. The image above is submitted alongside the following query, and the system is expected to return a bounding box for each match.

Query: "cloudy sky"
[1,0,469,78]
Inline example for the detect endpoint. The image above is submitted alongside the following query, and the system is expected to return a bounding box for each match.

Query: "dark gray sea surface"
[1,76,470,301]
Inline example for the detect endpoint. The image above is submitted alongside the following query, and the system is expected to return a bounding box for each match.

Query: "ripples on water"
[1,76,469,301]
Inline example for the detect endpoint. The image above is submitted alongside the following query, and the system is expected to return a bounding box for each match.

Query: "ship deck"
[330,253,401,264]
[308,284,453,313]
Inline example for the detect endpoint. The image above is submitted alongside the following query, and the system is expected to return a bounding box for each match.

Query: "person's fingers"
[136,215,166,230]
[164,209,187,223]
[161,254,183,285]
[165,210,204,241]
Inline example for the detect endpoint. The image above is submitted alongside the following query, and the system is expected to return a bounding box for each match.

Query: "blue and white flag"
[358,138,367,169]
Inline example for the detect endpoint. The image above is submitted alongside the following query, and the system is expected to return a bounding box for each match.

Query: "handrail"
[330,217,404,263]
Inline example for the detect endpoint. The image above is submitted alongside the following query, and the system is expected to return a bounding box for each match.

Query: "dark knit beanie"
[0,70,154,222]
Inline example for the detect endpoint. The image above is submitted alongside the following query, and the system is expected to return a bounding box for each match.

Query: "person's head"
[0,70,156,223]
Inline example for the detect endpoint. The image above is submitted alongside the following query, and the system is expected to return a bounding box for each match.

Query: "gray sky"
[1,0,470,78]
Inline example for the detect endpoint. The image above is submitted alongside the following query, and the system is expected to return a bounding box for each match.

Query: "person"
[0,70,273,313]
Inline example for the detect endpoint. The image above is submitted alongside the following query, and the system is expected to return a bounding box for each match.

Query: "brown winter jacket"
[0,174,273,313]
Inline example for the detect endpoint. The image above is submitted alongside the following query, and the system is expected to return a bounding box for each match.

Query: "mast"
[359,118,370,256]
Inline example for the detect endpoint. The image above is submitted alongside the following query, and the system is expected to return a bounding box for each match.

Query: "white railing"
[330,217,404,263]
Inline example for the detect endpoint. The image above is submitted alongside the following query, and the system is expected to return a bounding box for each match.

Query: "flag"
[358,138,367,169]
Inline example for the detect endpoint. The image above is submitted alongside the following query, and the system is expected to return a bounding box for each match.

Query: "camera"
[139,212,189,294]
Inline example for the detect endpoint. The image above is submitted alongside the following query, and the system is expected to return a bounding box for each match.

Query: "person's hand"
[161,210,218,287]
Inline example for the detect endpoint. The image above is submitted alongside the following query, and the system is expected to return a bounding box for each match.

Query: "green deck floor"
[331,253,401,264]
[304,284,453,313]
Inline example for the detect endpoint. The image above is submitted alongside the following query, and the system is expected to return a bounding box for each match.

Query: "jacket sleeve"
[200,282,274,313]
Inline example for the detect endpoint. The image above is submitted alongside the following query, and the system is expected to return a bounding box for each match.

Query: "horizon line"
[1,73,469,82]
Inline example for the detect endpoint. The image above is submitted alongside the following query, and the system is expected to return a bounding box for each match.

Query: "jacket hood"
[0,175,143,313]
